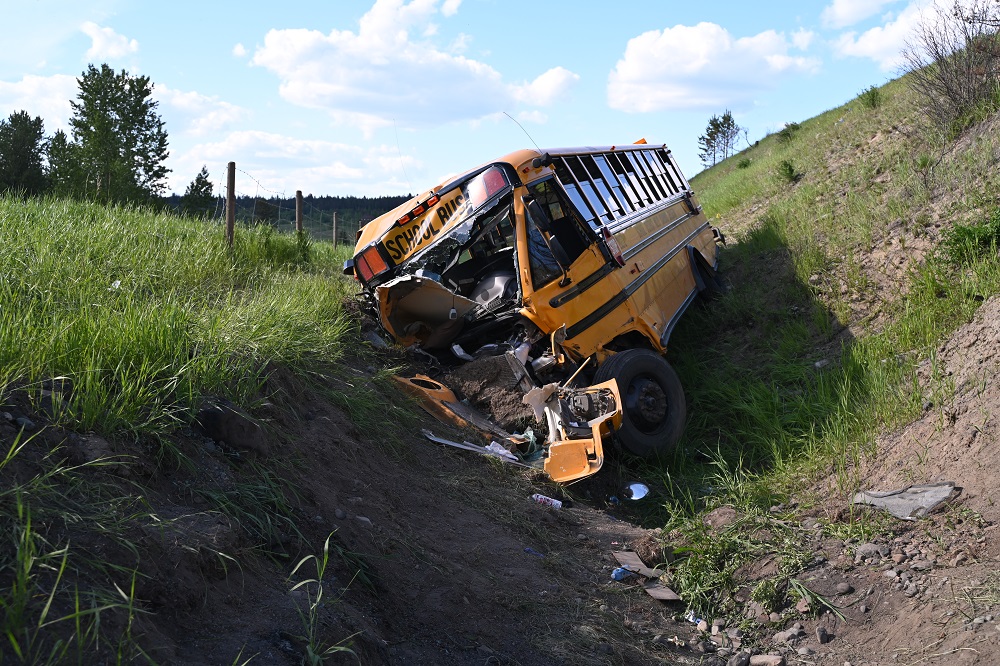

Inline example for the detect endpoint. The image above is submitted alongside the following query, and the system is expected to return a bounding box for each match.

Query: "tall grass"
[0,196,356,439]
[0,195,362,660]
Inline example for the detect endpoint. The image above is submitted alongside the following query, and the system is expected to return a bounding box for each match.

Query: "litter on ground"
[851,481,959,520]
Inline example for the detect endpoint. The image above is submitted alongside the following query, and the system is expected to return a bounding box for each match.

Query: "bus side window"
[528,180,590,263]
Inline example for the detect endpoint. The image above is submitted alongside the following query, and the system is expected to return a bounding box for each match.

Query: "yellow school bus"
[346,141,724,482]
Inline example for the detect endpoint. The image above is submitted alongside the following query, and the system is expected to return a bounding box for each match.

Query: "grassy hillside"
[647,72,1000,613]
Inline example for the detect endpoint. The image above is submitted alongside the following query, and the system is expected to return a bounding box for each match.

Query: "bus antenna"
[504,111,541,152]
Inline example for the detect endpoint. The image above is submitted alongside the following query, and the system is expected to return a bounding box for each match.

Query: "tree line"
[1,64,171,205]
[0,62,409,228]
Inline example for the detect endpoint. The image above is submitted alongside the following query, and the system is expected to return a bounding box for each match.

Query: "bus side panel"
[606,202,716,348]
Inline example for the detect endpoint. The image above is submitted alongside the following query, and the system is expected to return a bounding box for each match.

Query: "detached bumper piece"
[395,374,622,483]
[524,379,621,483]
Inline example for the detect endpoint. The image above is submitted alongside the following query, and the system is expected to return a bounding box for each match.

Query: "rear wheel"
[594,349,686,458]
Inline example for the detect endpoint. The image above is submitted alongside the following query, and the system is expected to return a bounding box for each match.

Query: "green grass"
[651,76,1000,619]
[0,196,356,440]
[0,195,364,659]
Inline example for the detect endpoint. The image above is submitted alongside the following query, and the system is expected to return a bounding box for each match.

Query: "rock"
[356,516,373,527]
[816,626,832,644]
[749,655,785,666]
[335,508,347,520]
[797,646,815,656]
[727,653,751,666]
[835,582,854,595]
[14,416,36,430]
[854,542,881,562]
[67,434,114,465]
[796,597,811,613]
[910,559,933,571]
[195,398,269,454]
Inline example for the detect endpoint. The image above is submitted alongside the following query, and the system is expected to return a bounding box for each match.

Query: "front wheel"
[594,349,686,458]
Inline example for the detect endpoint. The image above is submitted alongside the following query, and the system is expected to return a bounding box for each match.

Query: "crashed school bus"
[344,141,725,483]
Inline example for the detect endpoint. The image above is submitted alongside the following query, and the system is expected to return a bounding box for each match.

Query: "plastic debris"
[531,493,562,509]
[852,481,959,520]
[611,567,637,581]
[523,547,545,558]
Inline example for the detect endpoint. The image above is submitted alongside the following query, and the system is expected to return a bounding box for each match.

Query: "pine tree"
[698,115,723,168]
[180,166,215,217]
[698,110,744,169]
[0,111,48,196]
[66,63,170,203]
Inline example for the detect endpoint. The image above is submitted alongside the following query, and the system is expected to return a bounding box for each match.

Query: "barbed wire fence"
[201,162,373,249]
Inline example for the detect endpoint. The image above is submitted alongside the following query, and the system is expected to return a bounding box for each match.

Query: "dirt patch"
[441,355,538,433]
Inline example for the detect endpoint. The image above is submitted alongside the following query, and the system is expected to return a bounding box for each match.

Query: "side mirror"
[525,198,551,233]
[548,237,571,268]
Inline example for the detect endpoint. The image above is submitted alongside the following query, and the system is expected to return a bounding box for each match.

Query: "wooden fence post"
[332,211,338,247]
[295,190,303,233]
[226,161,235,248]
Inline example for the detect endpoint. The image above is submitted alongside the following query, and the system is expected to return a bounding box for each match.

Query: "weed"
[941,208,1000,266]
[737,157,752,170]
[288,533,359,665]
[776,160,803,184]
[776,122,800,143]
[857,85,884,110]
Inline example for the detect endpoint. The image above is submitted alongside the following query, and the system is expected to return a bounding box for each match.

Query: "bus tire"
[594,349,686,458]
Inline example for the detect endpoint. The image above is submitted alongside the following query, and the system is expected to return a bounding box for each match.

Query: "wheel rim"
[624,376,668,434]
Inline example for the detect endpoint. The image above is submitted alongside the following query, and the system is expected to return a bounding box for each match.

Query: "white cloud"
[0,74,78,132]
[155,85,248,136]
[250,0,577,129]
[80,22,138,60]
[232,43,247,57]
[512,67,579,106]
[441,0,462,16]
[833,1,928,70]
[792,28,815,50]
[169,130,414,196]
[607,23,820,112]
[821,0,905,28]
[517,110,547,124]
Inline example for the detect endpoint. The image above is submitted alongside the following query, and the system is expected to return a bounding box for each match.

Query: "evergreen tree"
[180,166,215,217]
[0,110,48,196]
[698,115,723,168]
[66,63,170,203]
[698,110,743,168]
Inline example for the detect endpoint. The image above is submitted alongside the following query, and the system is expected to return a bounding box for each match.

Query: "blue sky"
[0,0,936,198]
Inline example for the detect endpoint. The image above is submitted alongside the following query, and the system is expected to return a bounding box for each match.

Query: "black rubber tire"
[594,349,686,458]
[696,263,728,302]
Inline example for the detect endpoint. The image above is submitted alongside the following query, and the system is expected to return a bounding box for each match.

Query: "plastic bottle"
[611,567,637,581]
[531,493,562,509]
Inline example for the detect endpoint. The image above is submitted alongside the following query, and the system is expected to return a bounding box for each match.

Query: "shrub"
[858,85,884,110]
[737,157,752,169]
[941,208,1000,265]
[777,160,803,184]
[902,0,1000,133]
[776,122,801,144]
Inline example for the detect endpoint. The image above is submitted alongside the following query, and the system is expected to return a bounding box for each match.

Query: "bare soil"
[4,282,997,666]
